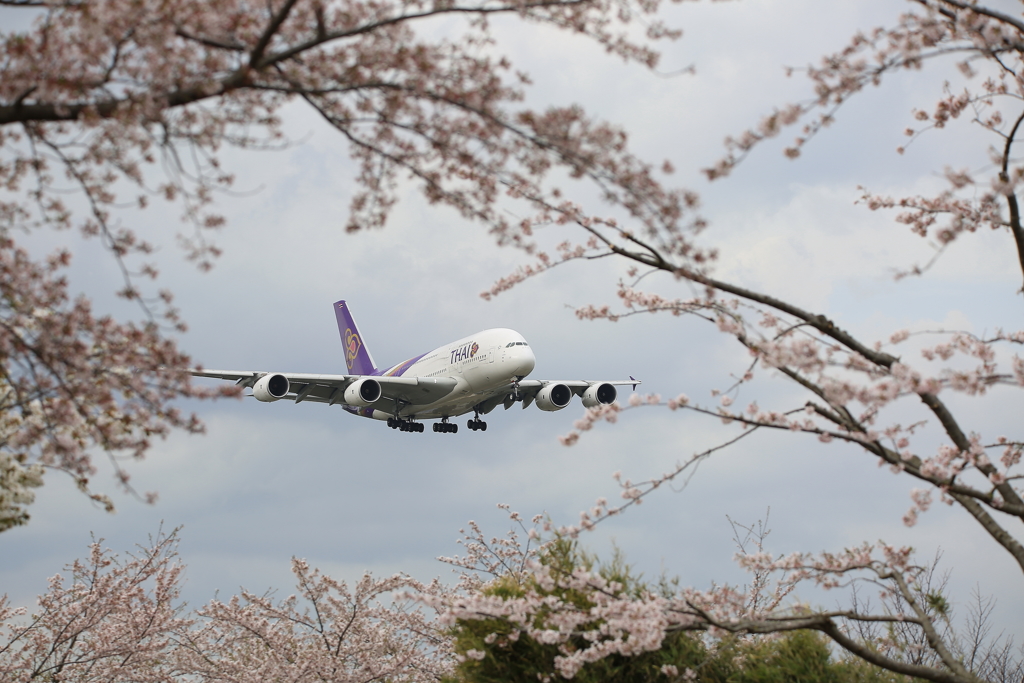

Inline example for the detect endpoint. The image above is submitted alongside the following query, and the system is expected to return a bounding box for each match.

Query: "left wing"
[190,369,458,406]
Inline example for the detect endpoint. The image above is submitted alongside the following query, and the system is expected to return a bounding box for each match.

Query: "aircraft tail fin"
[333,300,378,375]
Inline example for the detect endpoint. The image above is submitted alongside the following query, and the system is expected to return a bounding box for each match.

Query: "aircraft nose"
[518,347,536,376]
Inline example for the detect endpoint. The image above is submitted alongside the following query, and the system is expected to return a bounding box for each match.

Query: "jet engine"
[253,373,290,402]
[344,377,382,406]
[535,382,572,411]
[582,382,617,408]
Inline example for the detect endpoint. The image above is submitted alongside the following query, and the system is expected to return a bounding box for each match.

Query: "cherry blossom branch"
[0,0,662,125]
[553,280,1024,572]
[32,132,162,321]
[248,0,303,71]
[263,0,597,66]
[997,108,1024,288]
[932,0,1024,35]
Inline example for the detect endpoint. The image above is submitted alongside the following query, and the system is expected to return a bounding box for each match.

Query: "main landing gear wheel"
[433,421,458,434]
[392,418,424,432]
[467,419,487,431]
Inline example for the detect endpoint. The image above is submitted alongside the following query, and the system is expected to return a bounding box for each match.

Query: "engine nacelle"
[253,373,289,402]
[535,382,572,411]
[582,382,617,408]
[344,378,382,406]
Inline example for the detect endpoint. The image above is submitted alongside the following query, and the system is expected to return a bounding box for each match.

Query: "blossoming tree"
[0,0,682,528]
[0,529,454,682]
[446,2,1024,682]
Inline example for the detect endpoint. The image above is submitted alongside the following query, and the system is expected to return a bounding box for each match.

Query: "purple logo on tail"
[344,329,362,369]
[334,300,378,376]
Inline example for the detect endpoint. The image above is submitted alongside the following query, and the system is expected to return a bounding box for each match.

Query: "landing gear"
[433,420,458,434]
[389,417,424,432]
[467,406,487,431]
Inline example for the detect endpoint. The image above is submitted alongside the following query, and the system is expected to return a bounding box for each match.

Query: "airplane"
[191,300,640,433]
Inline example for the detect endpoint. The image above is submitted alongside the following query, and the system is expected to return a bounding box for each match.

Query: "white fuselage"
[354,328,536,420]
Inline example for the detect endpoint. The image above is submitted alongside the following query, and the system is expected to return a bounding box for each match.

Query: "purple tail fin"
[334,300,378,375]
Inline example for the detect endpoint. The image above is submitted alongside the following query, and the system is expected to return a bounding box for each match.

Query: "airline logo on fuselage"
[345,328,361,370]
[450,341,479,364]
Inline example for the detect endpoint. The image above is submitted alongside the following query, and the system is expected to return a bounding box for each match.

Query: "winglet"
[630,375,638,391]
[333,300,378,375]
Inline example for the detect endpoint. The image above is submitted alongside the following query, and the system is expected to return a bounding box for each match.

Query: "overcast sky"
[3,0,1023,642]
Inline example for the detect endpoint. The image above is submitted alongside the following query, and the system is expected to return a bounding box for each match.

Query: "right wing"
[469,377,641,414]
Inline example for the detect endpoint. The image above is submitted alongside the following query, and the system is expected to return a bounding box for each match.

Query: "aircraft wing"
[190,369,459,405]
[468,378,640,414]
[516,379,640,394]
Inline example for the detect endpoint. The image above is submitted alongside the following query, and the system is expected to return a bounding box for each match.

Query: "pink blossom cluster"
[432,508,975,682]
[0,238,234,528]
[436,504,546,591]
